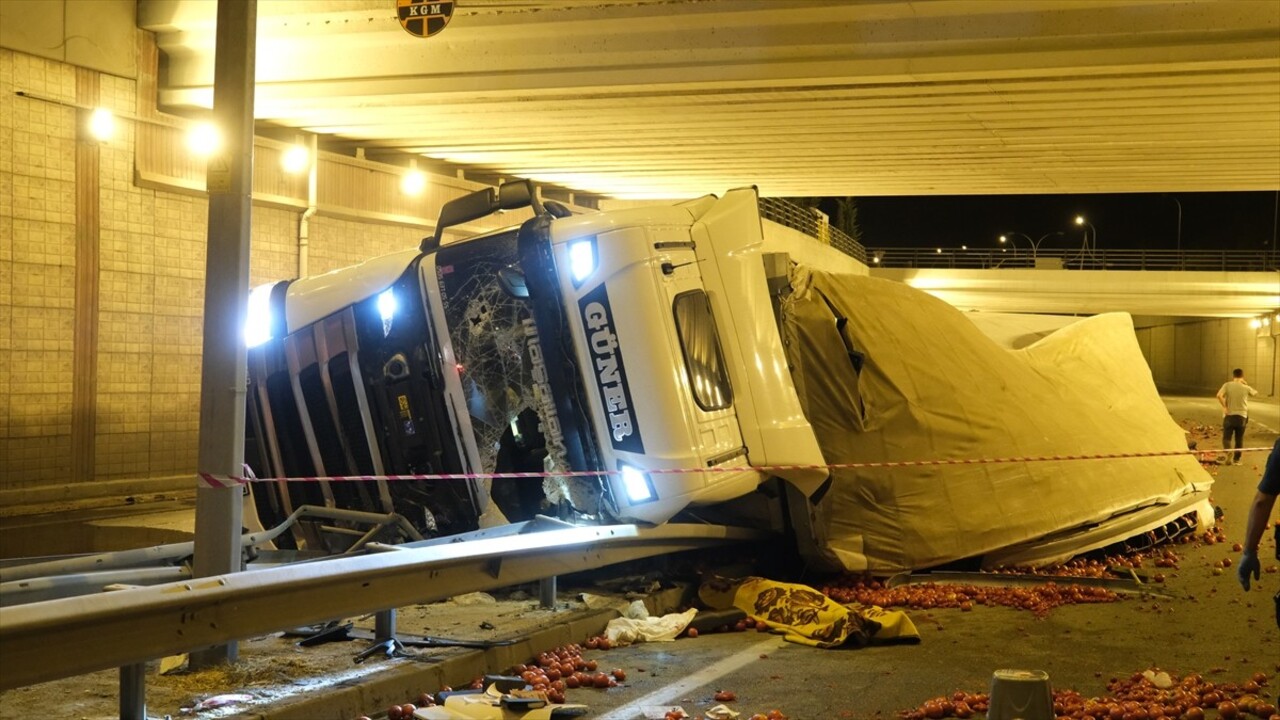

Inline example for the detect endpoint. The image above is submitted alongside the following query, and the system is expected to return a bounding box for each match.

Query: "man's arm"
[1239,439,1280,590]
[1238,491,1276,591]
[1216,387,1228,413]
[1242,491,1277,555]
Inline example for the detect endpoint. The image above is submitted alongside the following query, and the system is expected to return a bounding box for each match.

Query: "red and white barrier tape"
[196,445,1272,488]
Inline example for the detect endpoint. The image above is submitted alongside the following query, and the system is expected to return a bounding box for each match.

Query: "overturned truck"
[242,183,1214,572]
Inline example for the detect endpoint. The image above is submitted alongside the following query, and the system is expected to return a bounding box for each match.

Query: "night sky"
[847,191,1279,253]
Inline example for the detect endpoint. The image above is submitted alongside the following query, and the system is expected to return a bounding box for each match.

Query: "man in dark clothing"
[1237,437,1279,629]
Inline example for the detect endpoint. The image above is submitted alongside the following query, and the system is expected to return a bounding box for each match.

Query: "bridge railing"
[866,247,1278,272]
[759,197,868,263]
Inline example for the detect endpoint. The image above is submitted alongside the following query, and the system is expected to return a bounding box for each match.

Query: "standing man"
[1217,368,1258,465]
[1237,437,1278,630]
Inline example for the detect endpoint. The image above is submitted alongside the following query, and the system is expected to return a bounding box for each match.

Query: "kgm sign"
[396,0,454,38]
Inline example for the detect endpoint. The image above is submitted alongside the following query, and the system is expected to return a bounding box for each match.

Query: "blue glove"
[1238,550,1260,591]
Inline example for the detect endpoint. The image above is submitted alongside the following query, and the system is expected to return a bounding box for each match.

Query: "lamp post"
[1074,215,1096,242]
[1170,196,1182,253]
[1074,215,1099,266]
[1070,212,1100,245]
[998,231,1064,262]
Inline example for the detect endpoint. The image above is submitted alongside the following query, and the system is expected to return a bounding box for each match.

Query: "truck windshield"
[435,231,541,473]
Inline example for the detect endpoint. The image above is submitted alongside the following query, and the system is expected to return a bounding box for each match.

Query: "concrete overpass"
[127,0,1280,322]
[125,0,1280,200]
[872,267,1278,318]
[861,246,1278,318]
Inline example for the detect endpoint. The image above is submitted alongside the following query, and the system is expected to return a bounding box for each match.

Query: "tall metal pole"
[1173,196,1182,253]
[191,0,257,667]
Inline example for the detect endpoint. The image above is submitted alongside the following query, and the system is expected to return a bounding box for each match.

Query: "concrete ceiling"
[139,0,1280,200]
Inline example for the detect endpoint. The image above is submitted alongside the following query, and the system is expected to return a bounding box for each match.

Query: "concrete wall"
[1134,317,1279,398]
[0,29,468,505]
[0,0,138,78]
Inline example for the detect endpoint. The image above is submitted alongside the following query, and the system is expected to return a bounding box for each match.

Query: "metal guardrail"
[865,247,1278,272]
[759,197,868,263]
[0,522,763,690]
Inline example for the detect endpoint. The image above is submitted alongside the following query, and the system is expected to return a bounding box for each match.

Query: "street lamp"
[998,231,1064,261]
[1074,215,1099,265]
[1074,215,1098,241]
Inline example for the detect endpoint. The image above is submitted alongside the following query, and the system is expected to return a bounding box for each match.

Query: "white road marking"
[597,636,784,720]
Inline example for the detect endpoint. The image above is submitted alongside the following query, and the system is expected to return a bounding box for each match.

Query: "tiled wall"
[0,48,417,497]
[307,216,421,275]
[1,51,77,486]
[1135,318,1278,398]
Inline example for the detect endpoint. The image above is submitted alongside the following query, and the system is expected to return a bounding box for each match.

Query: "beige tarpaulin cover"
[782,266,1214,573]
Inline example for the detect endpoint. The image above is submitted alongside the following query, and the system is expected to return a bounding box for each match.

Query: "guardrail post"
[119,663,145,720]
[539,576,557,608]
[375,608,396,639]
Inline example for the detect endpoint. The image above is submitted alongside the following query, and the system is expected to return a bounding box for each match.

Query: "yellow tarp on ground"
[781,266,1214,573]
[698,576,919,648]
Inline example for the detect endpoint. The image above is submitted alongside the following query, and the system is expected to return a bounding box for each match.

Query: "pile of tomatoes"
[898,670,1277,720]
[820,577,1121,617]
[354,639,625,719]
[505,641,626,704]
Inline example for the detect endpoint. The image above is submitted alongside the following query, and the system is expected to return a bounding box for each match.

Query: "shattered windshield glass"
[435,232,538,473]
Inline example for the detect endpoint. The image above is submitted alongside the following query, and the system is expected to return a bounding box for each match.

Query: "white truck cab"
[543,188,827,523]
[243,182,827,546]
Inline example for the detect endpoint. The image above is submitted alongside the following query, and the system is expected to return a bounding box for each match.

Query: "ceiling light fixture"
[281,144,309,173]
[401,169,426,196]
[87,108,115,141]
[187,122,221,157]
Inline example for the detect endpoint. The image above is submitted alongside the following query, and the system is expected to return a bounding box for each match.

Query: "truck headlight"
[244,283,278,348]
[568,238,597,286]
[619,464,656,504]
[377,288,398,336]
[377,289,398,322]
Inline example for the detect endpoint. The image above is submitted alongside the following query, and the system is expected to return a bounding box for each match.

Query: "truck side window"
[673,290,733,411]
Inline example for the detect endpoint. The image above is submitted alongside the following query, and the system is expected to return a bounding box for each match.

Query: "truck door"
[691,188,828,496]
[659,245,750,502]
